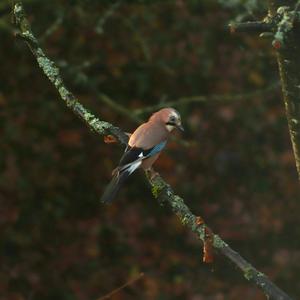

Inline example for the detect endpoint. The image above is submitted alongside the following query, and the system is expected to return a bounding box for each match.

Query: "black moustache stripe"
[166,122,176,126]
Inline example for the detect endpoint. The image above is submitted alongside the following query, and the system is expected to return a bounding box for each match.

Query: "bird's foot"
[146,168,159,181]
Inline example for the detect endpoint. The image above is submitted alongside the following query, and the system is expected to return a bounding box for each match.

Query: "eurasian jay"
[101,107,184,203]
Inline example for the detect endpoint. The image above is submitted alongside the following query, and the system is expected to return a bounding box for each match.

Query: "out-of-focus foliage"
[1,0,299,299]
[218,0,263,10]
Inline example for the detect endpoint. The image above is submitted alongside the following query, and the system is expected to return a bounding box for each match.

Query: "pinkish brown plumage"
[101,107,183,203]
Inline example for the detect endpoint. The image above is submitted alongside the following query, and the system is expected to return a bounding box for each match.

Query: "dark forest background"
[1,0,300,299]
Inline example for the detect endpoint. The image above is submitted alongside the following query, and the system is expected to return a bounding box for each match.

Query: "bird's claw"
[146,168,159,180]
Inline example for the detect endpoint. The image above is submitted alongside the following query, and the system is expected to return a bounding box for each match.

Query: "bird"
[101,107,184,203]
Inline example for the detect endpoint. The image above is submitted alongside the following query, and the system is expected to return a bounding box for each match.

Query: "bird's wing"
[101,137,167,204]
[142,140,167,157]
[117,140,167,173]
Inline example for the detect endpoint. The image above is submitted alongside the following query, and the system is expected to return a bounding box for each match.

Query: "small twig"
[95,0,122,35]
[97,93,143,123]
[133,82,279,115]
[40,11,64,42]
[229,21,273,34]
[97,272,144,300]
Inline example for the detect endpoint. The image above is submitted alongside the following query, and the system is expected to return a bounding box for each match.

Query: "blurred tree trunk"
[268,0,300,179]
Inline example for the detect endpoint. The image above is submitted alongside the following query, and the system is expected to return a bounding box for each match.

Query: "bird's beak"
[176,123,184,132]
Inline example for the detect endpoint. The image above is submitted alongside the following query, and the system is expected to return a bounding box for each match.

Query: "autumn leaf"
[104,135,118,144]
[196,216,214,263]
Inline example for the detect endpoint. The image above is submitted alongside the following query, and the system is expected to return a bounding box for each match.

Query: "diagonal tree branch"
[13,4,128,146]
[13,3,293,300]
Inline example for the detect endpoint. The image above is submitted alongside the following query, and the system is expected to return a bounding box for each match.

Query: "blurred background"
[1,0,300,299]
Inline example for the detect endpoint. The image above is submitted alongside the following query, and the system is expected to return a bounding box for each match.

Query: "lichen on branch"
[14,2,128,146]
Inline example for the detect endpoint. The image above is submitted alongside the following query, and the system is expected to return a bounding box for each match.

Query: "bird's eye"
[169,116,176,122]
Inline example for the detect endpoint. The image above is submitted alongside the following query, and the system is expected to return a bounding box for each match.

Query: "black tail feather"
[101,170,130,204]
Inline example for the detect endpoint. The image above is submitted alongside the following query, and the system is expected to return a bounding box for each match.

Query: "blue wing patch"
[118,140,167,169]
[143,140,167,158]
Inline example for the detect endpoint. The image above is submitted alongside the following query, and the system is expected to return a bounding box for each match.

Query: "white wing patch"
[127,160,142,175]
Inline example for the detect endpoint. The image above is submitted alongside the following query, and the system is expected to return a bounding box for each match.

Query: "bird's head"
[150,108,184,132]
